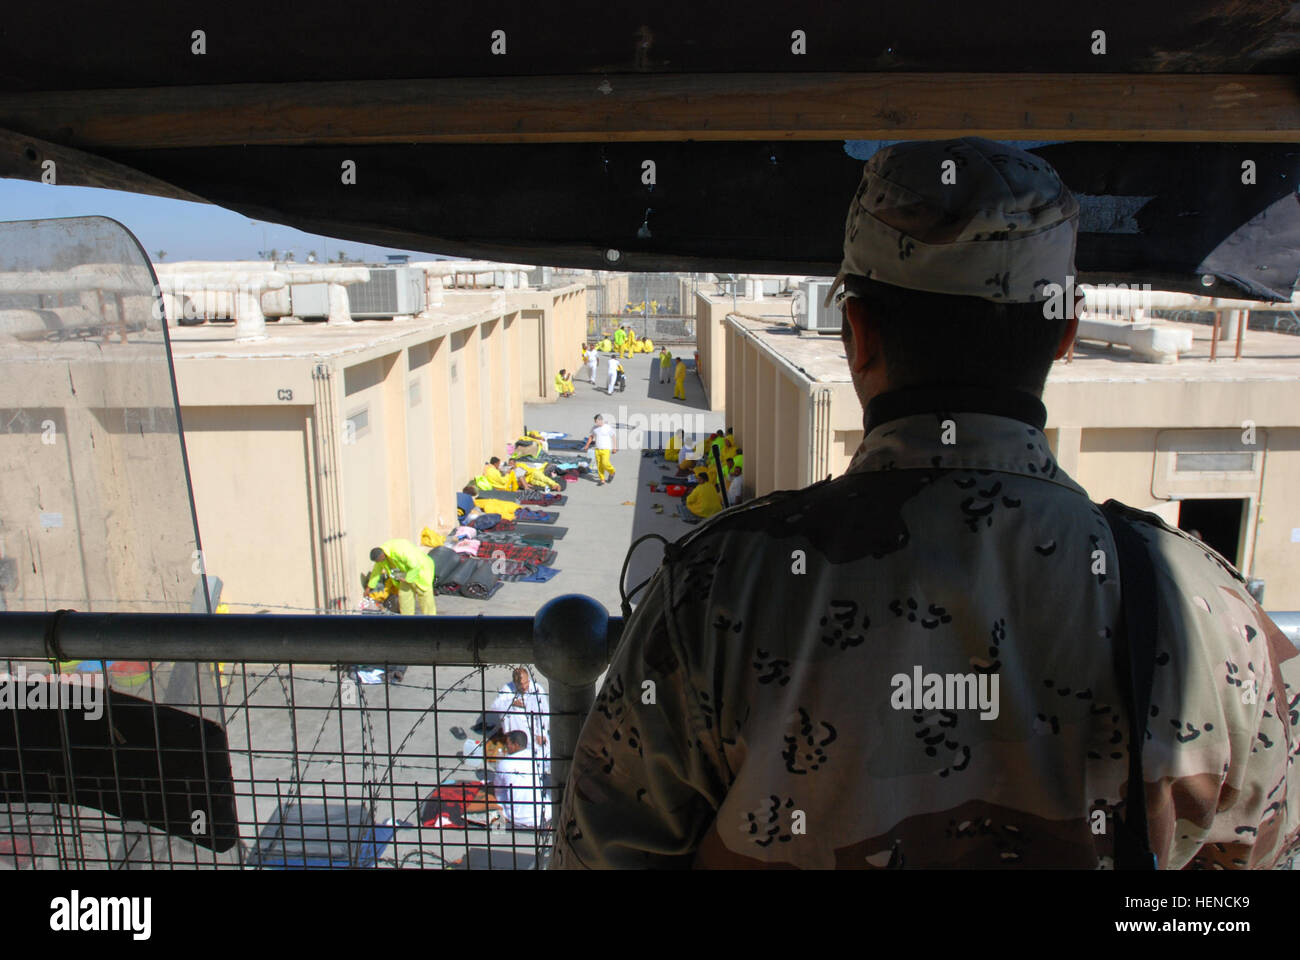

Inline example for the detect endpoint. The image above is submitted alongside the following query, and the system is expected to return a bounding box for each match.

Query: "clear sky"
[0,177,457,264]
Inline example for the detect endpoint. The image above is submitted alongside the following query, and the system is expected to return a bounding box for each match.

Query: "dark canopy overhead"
[2,1,1299,299]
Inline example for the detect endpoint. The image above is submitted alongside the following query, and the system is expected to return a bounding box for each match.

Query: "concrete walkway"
[435,350,722,619]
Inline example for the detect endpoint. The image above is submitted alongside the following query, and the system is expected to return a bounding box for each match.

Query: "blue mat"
[519,565,561,583]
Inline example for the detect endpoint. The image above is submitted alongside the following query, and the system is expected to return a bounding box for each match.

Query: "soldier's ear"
[842,297,881,374]
[1055,314,1080,360]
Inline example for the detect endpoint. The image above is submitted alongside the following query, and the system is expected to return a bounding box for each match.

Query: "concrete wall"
[510,286,586,403]
[694,292,729,412]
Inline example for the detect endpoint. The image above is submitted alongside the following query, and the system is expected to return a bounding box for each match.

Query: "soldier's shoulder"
[1104,499,1247,587]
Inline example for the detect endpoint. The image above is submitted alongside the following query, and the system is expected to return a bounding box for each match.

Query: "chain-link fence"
[586,272,707,343]
[0,604,615,870]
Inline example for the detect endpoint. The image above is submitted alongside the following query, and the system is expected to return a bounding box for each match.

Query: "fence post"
[533,594,612,832]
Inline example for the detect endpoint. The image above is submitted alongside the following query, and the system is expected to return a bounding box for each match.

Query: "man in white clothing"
[492,731,547,829]
[605,353,620,395]
[582,414,618,485]
[585,347,599,384]
[490,666,551,782]
[727,464,744,505]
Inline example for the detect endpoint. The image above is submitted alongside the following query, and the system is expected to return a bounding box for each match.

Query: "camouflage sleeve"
[550,567,729,869]
[1181,596,1300,869]
[1146,546,1300,870]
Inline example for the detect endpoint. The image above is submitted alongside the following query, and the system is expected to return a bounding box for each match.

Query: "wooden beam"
[1,73,1298,150]
[0,127,210,203]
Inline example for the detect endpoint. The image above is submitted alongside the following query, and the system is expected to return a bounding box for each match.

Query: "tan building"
[171,282,585,614]
[701,292,1300,609]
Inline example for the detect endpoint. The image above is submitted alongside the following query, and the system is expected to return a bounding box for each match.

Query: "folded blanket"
[538,431,567,440]
[517,492,567,506]
[452,539,481,555]
[493,559,536,581]
[547,437,585,450]
[473,541,557,566]
[478,532,556,549]
[515,508,558,523]
[420,782,487,827]
[461,562,501,598]
[471,513,502,530]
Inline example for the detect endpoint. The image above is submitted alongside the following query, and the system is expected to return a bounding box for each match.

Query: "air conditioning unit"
[796,279,839,333]
[290,267,426,319]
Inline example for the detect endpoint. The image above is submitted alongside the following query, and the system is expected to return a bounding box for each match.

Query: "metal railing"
[0,596,618,870]
[2,603,1295,870]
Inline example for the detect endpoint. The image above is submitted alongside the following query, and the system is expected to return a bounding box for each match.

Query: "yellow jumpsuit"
[516,460,560,490]
[484,464,520,491]
[673,360,687,400]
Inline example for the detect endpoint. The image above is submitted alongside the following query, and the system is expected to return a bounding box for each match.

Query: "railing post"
[532,594,612,831]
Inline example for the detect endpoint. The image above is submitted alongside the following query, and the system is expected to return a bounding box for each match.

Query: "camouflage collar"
[847,388,1086,496]
[863,384,1047,436]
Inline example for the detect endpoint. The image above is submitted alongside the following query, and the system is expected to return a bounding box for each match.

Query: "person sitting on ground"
[555,369,575,398]
[665,429,683,463]
[483,456,520,492]
[684,474,724,519]
[458,484,482,522]
[493,730,547,830]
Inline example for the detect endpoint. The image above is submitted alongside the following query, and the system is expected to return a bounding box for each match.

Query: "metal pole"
[0,611,551,664]
[713,441,730,509]
[531,595,616,829]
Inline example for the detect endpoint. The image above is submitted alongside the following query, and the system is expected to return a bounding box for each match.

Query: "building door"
[1178,498,1246,568]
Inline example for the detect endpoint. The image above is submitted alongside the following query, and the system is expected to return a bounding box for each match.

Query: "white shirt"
[590,424,617,451]
[586,350,598,367]
[728,473,744,504]
[493,750,545,828]
[607,356,621,376]
[490,681,550,760]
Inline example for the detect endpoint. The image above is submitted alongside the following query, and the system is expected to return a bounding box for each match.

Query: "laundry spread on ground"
[367,392,731,616]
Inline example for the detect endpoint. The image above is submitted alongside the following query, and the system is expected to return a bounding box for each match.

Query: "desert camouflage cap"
[824,137,1079,308]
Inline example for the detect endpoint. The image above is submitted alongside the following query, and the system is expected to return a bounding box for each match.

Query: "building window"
[1175,451,1255,472]
[345,407,369,440]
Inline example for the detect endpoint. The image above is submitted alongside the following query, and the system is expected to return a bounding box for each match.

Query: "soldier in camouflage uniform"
[551,137,1300,869]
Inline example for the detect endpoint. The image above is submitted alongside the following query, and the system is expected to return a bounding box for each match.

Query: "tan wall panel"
[406,342,436,532]
[1253,435,1300,608]
[1076,428,1160,505]
[182,405,316,612]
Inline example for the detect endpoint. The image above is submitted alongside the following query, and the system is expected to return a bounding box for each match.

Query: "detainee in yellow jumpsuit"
[673,358,688,400]
[367,539,437,615]
[483,457,520,491]
[515,459,561,490]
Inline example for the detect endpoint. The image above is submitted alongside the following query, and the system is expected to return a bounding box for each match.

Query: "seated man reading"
[483,456,520,492]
